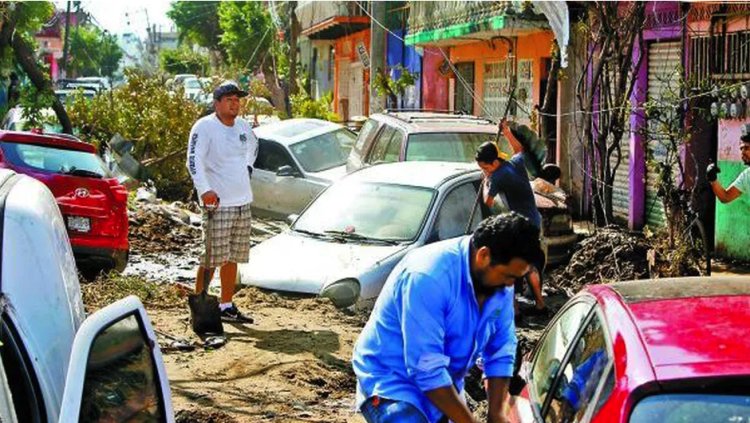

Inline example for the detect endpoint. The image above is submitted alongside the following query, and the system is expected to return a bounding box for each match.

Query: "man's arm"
[710,181,742,203]
[247,127,259,179]
[481,290,517,423]
[186,123,217,204]
[487,377,511,423]
[500,120,524,154]
[400,273,477,423]
[425,386,478,423]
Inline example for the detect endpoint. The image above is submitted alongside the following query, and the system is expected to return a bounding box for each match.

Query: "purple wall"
[627,2,682,229]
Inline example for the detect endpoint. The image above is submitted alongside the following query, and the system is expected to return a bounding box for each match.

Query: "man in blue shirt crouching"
[352,212,544,423]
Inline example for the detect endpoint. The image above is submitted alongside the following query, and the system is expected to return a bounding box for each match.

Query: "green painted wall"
[714,160,750,260]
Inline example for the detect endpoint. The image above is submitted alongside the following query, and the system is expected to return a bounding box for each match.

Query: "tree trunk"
[288,1,300,96]
[262,62,287,116]
[12,33,73,134]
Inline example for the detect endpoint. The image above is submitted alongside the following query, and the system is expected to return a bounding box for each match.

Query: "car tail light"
[106,178,129,203]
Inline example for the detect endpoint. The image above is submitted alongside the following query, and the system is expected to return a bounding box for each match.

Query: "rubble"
[548,225,650,295]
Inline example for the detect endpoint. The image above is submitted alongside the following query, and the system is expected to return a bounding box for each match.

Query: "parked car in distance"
[0,131,129,275]
[55,88,97,104]
[75,76,111,91]
[1,107,63,133]
[510,277,750,423]
[182,77,204,102]
[347,111,577,264]
[250,118,356,217]
[240,161,488,307]
[0,169,172,422]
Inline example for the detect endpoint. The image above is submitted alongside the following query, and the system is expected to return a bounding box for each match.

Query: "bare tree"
[575,2,646,225]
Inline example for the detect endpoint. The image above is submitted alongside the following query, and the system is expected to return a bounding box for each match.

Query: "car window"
[547,310,611,423]
[289,128,356,173]
[383,129,404,162]
[354,118,379,153]
[431,181,482,241]
[530,301,593,416]
[368,126,397,164]
[630,394,750,423]
[0,141,109,178]
[79,314,165,421]
[405,132,501,162]
[255,139,295,172]
[293,180,435,242]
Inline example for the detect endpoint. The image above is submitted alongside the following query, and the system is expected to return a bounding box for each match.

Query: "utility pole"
[369,1,387,114]
[61,1,72,78]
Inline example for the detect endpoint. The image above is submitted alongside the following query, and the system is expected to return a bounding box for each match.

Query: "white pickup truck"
[0,169,173,422]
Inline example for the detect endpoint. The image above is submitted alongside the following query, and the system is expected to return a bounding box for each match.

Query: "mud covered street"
[81,202,710,422]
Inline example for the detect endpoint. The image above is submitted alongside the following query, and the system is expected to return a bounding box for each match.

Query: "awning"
[405,15,508,46]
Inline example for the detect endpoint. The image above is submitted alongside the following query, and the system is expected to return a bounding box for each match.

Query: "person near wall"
[708,130,750,203]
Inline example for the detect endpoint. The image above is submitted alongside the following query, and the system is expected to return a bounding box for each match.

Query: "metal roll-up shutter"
[611,130,631,222]
[645,41,681,228]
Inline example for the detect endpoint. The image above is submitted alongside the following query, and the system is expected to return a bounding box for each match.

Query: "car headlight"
[320,278,360,308]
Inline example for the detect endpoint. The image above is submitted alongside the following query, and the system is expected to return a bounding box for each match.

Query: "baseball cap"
[213,81,248,100]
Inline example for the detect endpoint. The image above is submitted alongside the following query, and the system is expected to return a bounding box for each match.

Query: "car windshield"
[185,79,201,89]
[630,394,750,423]
[293,181,435,242]
[0,141,110,178]
[405,132,505,162]
[289,128,356,173]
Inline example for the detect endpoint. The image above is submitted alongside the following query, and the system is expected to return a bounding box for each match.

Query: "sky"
[54,0,175,39]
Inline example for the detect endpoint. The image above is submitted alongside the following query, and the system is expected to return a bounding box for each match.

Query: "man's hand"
[707,163,721,182]
[201,190,219,208]
[499,119,512,138]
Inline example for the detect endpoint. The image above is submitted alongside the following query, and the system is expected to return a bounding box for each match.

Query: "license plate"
[67,216,91,233]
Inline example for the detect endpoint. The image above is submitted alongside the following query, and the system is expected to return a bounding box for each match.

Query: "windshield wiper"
[292,228,330,239]
[323,230,400,245]
[60,167,103,179]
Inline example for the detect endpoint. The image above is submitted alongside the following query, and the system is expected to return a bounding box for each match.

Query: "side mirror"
[277,165,298,177]
[59,296,173,421]
[287,214,299,225]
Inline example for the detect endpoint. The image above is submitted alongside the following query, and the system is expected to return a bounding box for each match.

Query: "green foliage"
[159,47,209,75]
[18,83,56,129]
[217,2,273,69]
[66,69,202,200]
[373,65,418,98]
[68,25,123,77]
[167,1,222,51]
[291,91,339,122]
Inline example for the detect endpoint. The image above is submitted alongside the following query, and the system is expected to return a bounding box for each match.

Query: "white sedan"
[251,118,356,217]
[240,161,486,307]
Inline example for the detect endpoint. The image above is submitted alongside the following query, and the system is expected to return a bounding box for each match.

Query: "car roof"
[589,277,750,382]
[372,112,499,134]
[0,130,95,153]
[253,118,345,145]
[345,161,479,189]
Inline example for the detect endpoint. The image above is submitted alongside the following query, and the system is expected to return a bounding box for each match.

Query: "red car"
[0,130,129,275]
[510,277,750,423]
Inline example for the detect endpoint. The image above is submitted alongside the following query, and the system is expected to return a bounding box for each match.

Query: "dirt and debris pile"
[82,274,187,311]
[549,225,650,294]
[129,202,202,254]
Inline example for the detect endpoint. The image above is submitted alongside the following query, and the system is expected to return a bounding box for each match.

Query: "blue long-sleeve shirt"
[352,236,517,423]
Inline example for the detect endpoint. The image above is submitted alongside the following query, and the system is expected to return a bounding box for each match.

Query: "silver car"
[250,118,356,217]
[239,161,486,307]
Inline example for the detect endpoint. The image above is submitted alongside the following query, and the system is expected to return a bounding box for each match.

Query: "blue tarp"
[386,29,422,109]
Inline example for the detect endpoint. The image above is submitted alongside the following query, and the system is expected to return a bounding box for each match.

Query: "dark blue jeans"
[360,397,429,423]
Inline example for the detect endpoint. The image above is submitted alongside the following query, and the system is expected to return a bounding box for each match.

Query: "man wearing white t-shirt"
[186,81,258,323]
[708,131,750,204]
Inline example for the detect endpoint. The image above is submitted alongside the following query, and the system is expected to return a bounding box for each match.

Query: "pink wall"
[718,118,750,161]
[421,47,449,110]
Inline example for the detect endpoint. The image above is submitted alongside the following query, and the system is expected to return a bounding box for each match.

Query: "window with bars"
[481,60,534,121]
[690,30,750,81]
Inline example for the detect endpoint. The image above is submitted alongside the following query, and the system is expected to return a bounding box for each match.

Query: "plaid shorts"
[200,204,252,268]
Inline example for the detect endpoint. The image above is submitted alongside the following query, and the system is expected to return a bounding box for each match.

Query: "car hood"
[240,231,408,294]
[307,164,347,183]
